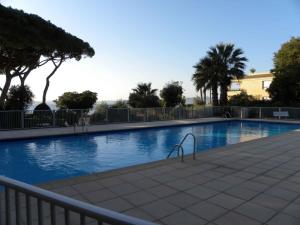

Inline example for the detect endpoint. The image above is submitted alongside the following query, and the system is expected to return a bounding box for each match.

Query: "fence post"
[127,108,130,122]
[259,107,262,119]
[52,110,56,127]
[105,109,108,123]
[279,107,281,120]
[240,107,243,119]
[146,108,148,122]
[21,111,24,129]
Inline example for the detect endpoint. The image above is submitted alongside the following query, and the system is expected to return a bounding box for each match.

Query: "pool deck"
[38,126,300,225]
[0,117,226,141]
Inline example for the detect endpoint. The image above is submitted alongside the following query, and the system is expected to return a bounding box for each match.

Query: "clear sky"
[1,0,300,102]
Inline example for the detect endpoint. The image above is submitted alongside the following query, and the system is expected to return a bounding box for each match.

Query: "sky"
[1,0,300,102]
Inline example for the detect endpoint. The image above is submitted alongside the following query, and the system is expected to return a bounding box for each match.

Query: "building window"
[230,82,240,91]
[262,80,271,89]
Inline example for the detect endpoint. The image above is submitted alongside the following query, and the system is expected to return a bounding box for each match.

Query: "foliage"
[55,91,97,110]
[193,43,247,106]
[160,81,185,107]
[0,4,94,108]
[111,100,128,108]
[5,85,34,110]
[273,37,300,70]
[268,66,300,105]
[250,68,256,74]
[95,101,109,113]
[268,37,300,105]
[34,103,51,111]
[128,83,160,108]
[193,96,205,106]
[228,90,255,106]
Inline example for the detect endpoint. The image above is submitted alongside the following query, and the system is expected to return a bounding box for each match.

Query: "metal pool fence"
[0,106,299,130]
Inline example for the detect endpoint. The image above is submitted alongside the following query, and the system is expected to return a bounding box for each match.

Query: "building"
[228,72,274,100]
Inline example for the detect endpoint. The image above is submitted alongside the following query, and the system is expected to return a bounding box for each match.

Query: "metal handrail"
[224,111,232,118]
[167,132,196,162]
[0,176,157,225]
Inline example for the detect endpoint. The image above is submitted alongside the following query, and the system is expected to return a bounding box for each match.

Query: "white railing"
[1,106,299,130]
[0,106,225,130]
[0,176,156,225]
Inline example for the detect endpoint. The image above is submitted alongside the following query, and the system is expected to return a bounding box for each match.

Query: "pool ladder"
[224,111,232,119]
[167,132,196,162]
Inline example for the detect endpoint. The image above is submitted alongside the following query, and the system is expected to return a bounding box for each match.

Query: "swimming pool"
[0,120,299,184]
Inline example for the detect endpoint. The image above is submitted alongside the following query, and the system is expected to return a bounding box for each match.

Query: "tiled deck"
[38,128,300,225]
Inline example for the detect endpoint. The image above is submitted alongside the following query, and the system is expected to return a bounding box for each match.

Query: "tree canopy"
[54,91,98,110]
[5,85,34,110]
[0,4,95,109]
[111,100,128,108]
[193,43,247,106]
[160,81,185,107]
[128,83,160,108]
[268,37,300,105]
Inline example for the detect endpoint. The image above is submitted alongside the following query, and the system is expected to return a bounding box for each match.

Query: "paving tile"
[81,189,117,203]
[52,186,78,197]
[123,190,158,206]
[208,193,244,210]
[219,175,245,185]
[150,173,178,183]
[232,171,257,179]
[186,186,218,200]
[265,171,290,179]
[130,178,159,189]
[140,199,179,219]
[161,210,207,225]
[239,180,269,192]
[213,167,236,175]
[251,176,279,185]
[165,179,197,191]
[200,170,224,179]
[119,172,145,182]
[283,203,300,218]
[124,208,155,221]
[225,186,259,201]
[250,193,289,211]
[109,183,140,196]
[203,180,233,191]
[72,181,103,193]
[146,185,178,198]
[164,192,199,208]
[96,177,124,187]
[214,211,261,225]
[184,174,212,185]
[266,213,300,225]
[276,181,300,193]
[187,201,227,221]
[235,202,276,223]
[96,197,133,212]
[264,186,298,201]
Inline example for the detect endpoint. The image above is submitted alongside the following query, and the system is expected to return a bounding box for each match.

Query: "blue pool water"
[0,120,299,184]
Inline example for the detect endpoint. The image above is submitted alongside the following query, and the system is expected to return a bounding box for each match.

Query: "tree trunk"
[199,88,203,102]
[0,74,12,109]
[42,59,63,104]
[211,84,218,106]
[203,88,207,104]
[220,85,228,106]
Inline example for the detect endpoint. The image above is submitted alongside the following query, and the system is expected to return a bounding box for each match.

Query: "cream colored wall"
[228,73,274,100]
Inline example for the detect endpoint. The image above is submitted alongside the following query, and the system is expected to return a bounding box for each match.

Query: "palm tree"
[207,43,247,105]
[128,83,160,108]
[192,57,219,105]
